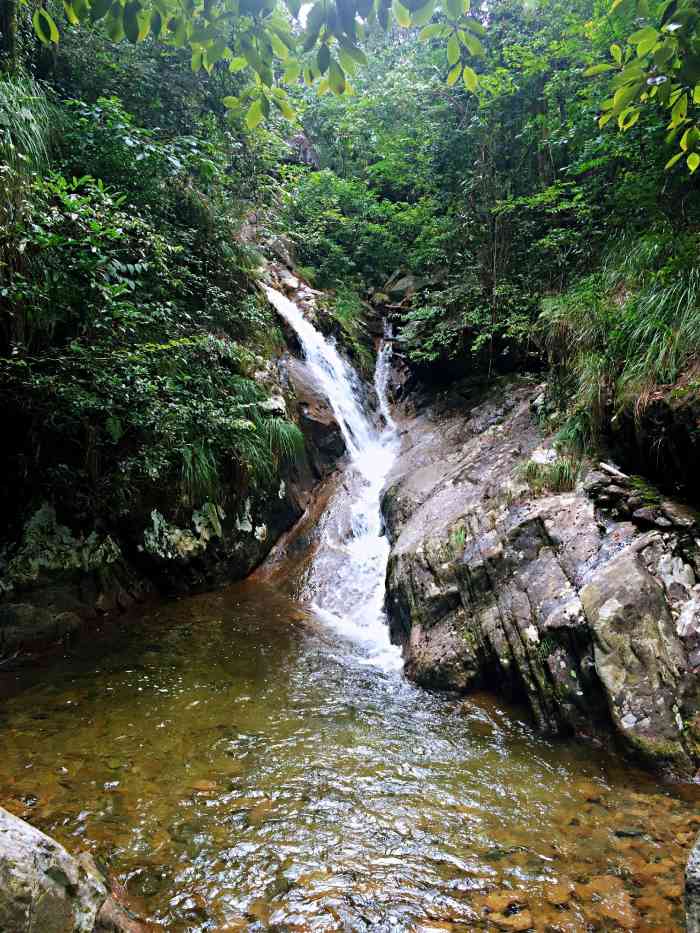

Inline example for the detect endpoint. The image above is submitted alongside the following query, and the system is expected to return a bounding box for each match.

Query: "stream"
[0,289,698,931]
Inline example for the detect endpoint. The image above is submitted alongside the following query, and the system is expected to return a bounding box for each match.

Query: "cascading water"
[264,285,402,670]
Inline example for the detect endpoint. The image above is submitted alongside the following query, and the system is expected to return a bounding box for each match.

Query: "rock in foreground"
[0,806,147,932]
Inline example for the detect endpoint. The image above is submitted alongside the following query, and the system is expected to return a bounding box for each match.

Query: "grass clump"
[517,457,579,495]
[541,224,700,447]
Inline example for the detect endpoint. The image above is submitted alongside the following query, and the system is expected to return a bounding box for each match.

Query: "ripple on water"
[0,584,696,931]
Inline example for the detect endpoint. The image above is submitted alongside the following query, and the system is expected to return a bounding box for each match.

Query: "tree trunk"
[0,0,18,72]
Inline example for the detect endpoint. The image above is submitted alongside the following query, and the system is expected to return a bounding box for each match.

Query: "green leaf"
[446,62,461,86]
[460,30,484,57]
[447,34,460,65]
[338,47,358,74]
[229,56,248,72]
[637,34,658,56]
[629,25,658,45]
[329,59,346,93]
[462,65,479,93]
[341,44,368,65]
[273,96,296,118]
[610,43,622,64]
[665,150,684,169]
[33,7,60,44]
[392,0,412,27]
[63,2,80,26]
[670,91,688,125]
[317,44,331,74]
[270,32,289,59]
[462,64,477,91]
[445,0,463,17]
[617,105,639,130]
[283,61,301,82]
[245,99,264,129]
[693,84,700,104]
[419,23,443,39]
[688,152,700,172]
[410,0,436,26]
[584,63,615,76]
[222,95,239,108]
[612,81,642,111]
[123,1,141,43]
[90,0,113,22]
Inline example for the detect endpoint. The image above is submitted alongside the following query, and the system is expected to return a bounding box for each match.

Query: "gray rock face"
[0,806,144,932]
[687,833,700,933]
[383,378,700,775]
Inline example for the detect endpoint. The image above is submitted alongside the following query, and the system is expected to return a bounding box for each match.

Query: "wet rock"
[0,603,82,654]
[489,909,534,931]
[686,832,700,933]
[0,806,145,932]
[383,377,700,775]
[282,355,346,478]
[581,549,691,769]
[544,881,573,907]
[483,891,528,913]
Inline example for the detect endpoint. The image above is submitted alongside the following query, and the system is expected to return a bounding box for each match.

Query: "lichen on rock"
[1,503,121,595]
[142,502,225,560]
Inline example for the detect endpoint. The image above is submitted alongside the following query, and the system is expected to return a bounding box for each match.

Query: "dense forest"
[6,2,700,929]
[1,0,700,562]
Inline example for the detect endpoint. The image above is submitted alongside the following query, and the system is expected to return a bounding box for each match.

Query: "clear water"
[0,293,697,931]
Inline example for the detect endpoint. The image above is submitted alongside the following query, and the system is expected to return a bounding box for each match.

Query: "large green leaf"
[246,99,264,129]
[123,1,142,43]
[447,34,460,65]
[462,64,477,90]
[33,7,60,44]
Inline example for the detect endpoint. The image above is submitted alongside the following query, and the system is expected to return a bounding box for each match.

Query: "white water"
[265,286,402,670]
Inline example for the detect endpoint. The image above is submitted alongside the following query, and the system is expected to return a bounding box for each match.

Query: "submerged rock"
[383,377,700,776]
[0,806,146,932]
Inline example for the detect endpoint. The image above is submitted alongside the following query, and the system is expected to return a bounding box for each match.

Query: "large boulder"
[0,806,145,932]
[383,376,700,775]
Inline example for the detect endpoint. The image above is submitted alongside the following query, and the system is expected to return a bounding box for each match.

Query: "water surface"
[0,583,696,931]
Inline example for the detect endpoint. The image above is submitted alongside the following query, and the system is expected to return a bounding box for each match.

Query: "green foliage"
[0,75,53,234]
[21,0,486,127]
[321,285,374,374]
[591,0,700,172]
[0,46,303,530]
[517,456,579,495]
[541,224,700,437]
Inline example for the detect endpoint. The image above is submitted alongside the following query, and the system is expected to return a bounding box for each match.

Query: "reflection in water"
[0,296,697,931]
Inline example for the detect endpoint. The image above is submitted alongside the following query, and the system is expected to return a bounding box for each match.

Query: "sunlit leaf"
[462,64,478,91]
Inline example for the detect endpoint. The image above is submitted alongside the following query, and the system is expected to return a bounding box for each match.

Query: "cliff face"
[383,376,700,777]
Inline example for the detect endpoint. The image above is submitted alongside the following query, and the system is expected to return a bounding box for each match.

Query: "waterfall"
[265,285,402,670]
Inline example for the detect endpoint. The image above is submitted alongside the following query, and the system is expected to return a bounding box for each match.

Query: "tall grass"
[540,223,700,447]
[0,75,52,172]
